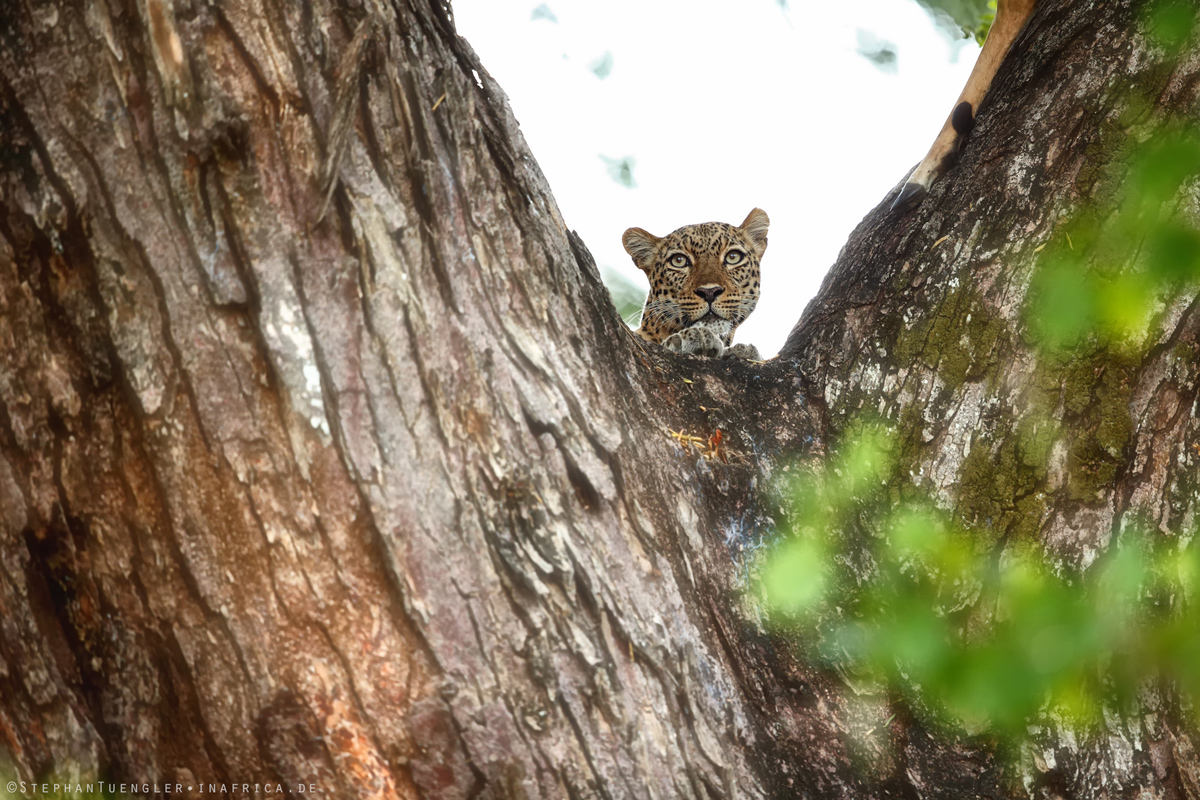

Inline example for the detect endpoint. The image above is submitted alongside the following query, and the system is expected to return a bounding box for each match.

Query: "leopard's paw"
[721,342,762,361]
[664,327,726,357]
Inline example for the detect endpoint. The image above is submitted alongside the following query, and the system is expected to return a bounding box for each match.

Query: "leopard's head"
[622,209,769,344]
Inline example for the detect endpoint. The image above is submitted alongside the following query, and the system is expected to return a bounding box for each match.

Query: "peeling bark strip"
[0,0,1197,798]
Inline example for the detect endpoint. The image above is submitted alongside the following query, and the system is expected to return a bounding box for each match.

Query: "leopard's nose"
[695,285,724,304]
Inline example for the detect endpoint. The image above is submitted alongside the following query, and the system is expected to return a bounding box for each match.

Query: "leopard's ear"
[622,227,660,272]
[739,208,769,256]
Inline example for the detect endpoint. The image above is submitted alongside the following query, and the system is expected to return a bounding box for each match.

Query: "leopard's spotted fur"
[622,208,768,359]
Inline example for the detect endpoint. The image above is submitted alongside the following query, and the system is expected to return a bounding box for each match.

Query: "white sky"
[453,1,981,356]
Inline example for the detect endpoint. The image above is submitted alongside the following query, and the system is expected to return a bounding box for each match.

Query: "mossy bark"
[0,0,1197,798]
[784,0,1200,794]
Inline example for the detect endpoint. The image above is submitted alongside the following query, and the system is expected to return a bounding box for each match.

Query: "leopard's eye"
[668,254,691,269]
[724,250,746,266]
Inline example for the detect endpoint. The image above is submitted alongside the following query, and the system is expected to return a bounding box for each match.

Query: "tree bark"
[0,0,1197,798]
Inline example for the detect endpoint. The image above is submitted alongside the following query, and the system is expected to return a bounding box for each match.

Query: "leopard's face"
[623,209,769,345]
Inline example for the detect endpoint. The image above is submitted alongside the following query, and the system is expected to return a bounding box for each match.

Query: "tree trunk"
[0,0,1197,797]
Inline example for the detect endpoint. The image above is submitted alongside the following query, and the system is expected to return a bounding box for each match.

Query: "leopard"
[622,208,768,360]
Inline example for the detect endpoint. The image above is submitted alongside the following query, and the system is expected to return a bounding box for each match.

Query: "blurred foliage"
[856,30,899,74]
[530,3,557,23]
[765,426,1200,741]
[1147,0,1200,49]
[972,0,997,46]
[601,267,646,327]
[599,154,637,188]
[765,3,1200,750]
[914,0,995,43]
[1025,126,1200,352]
[589,51,614,79]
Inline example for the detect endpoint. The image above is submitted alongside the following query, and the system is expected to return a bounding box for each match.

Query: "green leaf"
[530,4,557,23]
[599,154,637,189]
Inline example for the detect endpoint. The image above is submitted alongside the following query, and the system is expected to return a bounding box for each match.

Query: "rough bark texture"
[0,0,1197,798]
